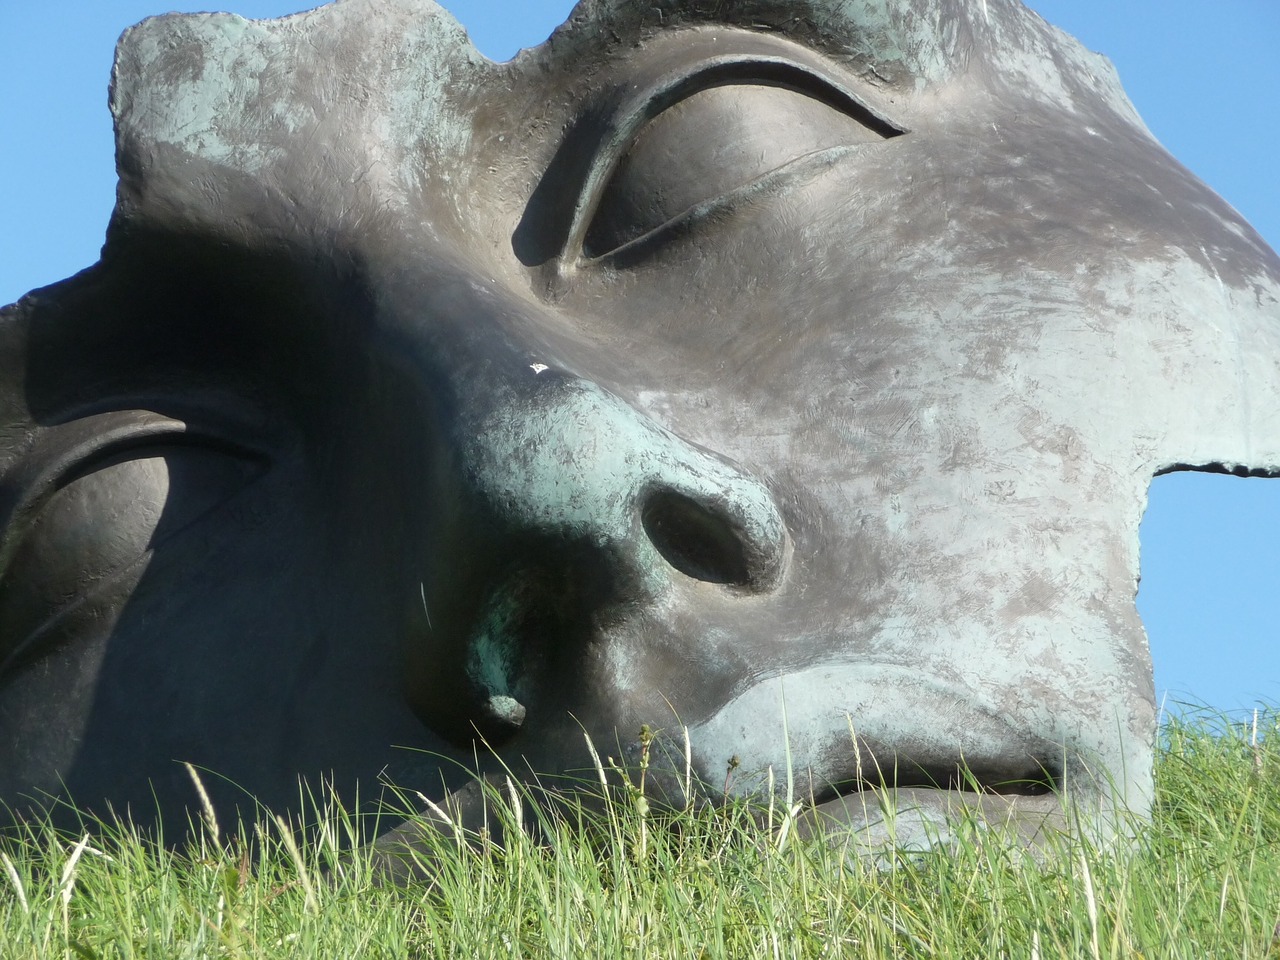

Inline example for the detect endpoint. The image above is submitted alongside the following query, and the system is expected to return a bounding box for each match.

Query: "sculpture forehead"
[113,0,1127,95]
[110,0,1136,216]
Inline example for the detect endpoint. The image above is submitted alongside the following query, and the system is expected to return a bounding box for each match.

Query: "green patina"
[465,582,526,703]
[113,0,480,194]
[467,378,783,558]
[115,14,287,173]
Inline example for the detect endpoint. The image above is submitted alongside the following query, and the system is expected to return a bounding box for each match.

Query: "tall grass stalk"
[1,708,1278,958]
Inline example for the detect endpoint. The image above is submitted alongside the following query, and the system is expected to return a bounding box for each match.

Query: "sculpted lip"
[798,784,1070,850]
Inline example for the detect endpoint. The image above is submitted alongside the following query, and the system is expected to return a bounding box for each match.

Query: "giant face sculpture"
[2,0,1278,847]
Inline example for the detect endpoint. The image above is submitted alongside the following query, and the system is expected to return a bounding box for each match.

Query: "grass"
[1,708,1278,959]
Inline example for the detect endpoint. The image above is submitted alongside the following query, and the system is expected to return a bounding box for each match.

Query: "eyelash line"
[0,550,154,680]
[583,141,884,267]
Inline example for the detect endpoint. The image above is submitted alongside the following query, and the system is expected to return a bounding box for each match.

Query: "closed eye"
[0,410,269,676]
[564,52,904,264]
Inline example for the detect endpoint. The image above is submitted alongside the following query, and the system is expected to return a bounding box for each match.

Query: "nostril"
[641,490,754,586]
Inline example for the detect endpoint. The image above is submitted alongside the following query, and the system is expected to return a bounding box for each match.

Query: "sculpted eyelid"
[588,141,884,266]
[562,52,905,268]
[0,410,268,582]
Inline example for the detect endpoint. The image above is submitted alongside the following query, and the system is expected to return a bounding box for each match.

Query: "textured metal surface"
[2,0,1278,846]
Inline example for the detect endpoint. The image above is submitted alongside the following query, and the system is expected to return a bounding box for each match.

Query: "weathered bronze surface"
[3,0,1278,848]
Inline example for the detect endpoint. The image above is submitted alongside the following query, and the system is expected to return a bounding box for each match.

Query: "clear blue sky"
[2,1,1278,714]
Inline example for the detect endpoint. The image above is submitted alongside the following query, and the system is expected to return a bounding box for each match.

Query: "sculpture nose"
[410,370,791,747]
[463,373,788,592]
[641,487,772,587]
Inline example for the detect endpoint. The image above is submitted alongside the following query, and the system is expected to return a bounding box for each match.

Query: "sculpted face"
[3,0,1279,847]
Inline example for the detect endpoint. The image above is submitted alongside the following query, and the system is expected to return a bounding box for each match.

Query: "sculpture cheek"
[0,446,264,676]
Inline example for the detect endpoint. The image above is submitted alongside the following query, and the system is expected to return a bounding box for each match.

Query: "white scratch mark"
[419,583,433,631]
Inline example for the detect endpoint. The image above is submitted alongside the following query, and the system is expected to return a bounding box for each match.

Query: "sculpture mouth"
[805,756,1061,808]
[684,660,1081,849]
[759,746,1066,844]
[758,733,1073,851]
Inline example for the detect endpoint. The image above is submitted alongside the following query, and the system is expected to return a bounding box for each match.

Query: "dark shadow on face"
[0,235,473,833]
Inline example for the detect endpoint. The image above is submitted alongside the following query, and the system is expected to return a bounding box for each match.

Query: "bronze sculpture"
[2,0,1278,852]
